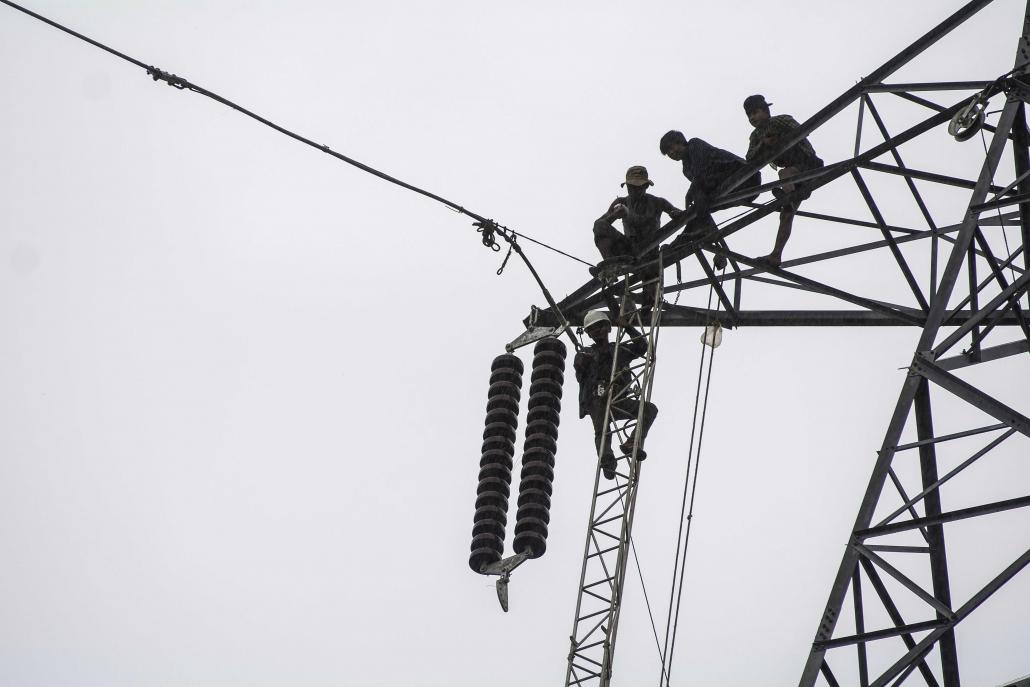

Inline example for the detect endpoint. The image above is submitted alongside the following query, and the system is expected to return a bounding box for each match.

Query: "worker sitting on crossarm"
[593,165,681,261]
[744,94,824,267]
[574,310,658,480]
[659,131,762,252]
[592,165,681,305]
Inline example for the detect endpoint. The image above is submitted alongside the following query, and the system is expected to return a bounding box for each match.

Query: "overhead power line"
[0,0,591,342]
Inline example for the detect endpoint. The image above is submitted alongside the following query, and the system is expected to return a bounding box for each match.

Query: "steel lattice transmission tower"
[515,1,1030,684]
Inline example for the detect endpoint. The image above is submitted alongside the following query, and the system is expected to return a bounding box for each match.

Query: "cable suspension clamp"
[146,66,188,90]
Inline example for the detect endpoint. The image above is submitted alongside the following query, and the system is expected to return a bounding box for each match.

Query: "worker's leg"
[634,254,662,309]
[668,211,717,256]
[685,210,717,238]
[611,397,659,456]
[778,166,800,195]
[640,400,658,438]
[590,402,615,458]
[764,167,801,266]
[593,220,633,260]
[737,171,764,205]
[590,401,618,479]
[765,207,796,267]
[712,238,731,270]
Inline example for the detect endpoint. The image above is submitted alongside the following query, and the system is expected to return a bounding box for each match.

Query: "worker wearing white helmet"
[573,310,658,480]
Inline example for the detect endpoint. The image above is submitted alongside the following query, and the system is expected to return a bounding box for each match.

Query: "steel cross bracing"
[507,2,1030,686]
[798,6,1030,687]
[564,268,665,687]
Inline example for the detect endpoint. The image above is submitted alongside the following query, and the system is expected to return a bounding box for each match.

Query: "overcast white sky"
[1,1,1028,686]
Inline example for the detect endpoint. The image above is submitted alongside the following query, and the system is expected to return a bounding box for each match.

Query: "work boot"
[590,255,634,281]
[601,451,617,480]
[620,439,647,462]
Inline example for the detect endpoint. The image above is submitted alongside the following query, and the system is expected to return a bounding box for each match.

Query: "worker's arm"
[622,326,649,359]
[596,199,627,226]
[573,350,591,383]
[656,196,683,220]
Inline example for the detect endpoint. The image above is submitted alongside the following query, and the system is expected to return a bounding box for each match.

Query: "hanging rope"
[657,267,724,687]
[629,536,671,684]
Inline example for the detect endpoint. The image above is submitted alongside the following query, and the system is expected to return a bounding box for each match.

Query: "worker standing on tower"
[744,94,824,266]
[575,310,658,480]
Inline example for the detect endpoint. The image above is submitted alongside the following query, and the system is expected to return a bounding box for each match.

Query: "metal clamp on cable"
[474,220,501,252]
[146,66,188,90]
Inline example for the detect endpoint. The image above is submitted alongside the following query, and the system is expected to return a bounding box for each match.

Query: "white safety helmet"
[583,310,611,331]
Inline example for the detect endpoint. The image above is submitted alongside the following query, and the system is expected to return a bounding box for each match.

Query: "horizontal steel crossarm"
[814,619,949,650]
[726,215,1023,295]
[790,206,924,234]
[866,81,995,93]
[720,250,926,324]
[659,306,1027,327]
[937,338,1030,369]
[667,222,978,298]
[893,422,1009,450]
[857,494,1030,539]
[971,190,1030,213]
[858,160,1011,195]
[864,544,932,554]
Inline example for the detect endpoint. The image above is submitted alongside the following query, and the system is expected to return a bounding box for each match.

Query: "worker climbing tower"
[564,263,664,687]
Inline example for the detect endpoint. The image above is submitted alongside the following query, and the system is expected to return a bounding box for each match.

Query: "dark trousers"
[589,396,658,456]
[669,171,762,256]
[593,220,635,260]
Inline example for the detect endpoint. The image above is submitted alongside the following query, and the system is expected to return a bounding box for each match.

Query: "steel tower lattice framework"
[516,2,1030,684]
